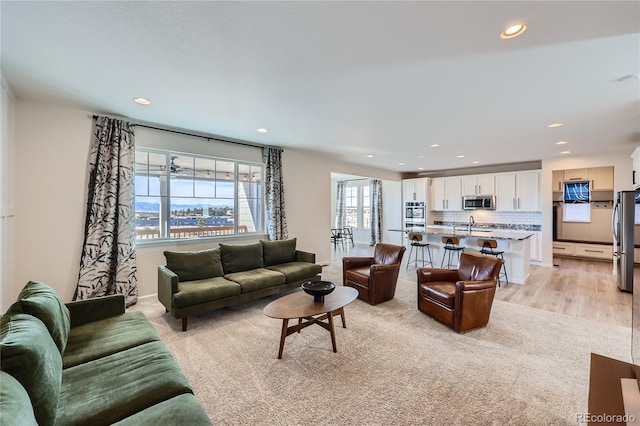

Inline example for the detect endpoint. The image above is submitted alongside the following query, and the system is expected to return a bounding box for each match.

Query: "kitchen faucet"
[468,215,475,231]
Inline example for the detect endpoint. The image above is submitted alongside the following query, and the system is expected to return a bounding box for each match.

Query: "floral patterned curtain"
[74,116,138,307]
[263,147,288,240]
[335,180,346,228]
[370,179,383,246]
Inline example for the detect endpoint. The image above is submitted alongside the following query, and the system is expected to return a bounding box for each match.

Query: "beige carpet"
[132,265,632,425]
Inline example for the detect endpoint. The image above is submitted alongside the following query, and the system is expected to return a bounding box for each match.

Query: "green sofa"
[0,281,212,426]
[158,238,322,331]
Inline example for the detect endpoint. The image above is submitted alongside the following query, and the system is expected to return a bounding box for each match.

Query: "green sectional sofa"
[158,238,322,331]
[0,281,212,426]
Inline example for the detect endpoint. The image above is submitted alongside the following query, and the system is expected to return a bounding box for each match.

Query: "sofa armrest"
[65,294,125,328]
[417,268,459,283]
[295,250,316,263]
[343,257,375,270]
[158,265,179,311]
[456,279,497,292]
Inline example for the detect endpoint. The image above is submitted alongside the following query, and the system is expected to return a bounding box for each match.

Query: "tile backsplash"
[430,210,541,231]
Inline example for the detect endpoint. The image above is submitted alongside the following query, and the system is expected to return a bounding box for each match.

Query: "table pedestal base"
[277,308,347,359]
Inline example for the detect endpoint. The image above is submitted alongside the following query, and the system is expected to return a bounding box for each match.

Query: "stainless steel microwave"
[463,195,496,210]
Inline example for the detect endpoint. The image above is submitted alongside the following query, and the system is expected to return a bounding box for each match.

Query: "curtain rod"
[342,178,370,183]
[91,114,272,150]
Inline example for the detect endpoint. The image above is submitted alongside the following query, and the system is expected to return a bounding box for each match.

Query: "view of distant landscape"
[135,200,234,230]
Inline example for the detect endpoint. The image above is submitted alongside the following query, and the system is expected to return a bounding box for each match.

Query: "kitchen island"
[389,226,534,284]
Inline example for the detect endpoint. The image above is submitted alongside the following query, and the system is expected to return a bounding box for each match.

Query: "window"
[341,182,371,229]
[345,186,358,228]
[134,149,263,241]
[563,181,590,222]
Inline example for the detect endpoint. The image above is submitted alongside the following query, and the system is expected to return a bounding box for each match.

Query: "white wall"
[10,99,402,307]
[540,148,636,267]
[327,175,403,246]
[0,76,16,311]
[284,149,401,265]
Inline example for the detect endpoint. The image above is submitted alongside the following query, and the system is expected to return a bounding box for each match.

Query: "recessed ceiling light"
[256,128,268,133]
[556,141,568,145]
[548,123,563,128]
[418,167,424,170]
[472,161,480,164]
[366,154,373,158]
[500,23,527,39]
[561,151,571,155]
[457,155,465,158]
[430,144,440,148]
[398,162,405,166]
[133,97,150,105]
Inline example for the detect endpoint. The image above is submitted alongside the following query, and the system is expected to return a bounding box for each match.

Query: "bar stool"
[330,228,344,249]
[406,232,433,269]
[478,239,508,287]
[342,226,355,247]
[441,236,464,268]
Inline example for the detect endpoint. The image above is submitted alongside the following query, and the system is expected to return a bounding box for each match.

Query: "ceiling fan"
[135,155,189,176]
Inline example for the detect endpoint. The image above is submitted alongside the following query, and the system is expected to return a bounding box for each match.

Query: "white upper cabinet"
[562,168,589,181]
[589,166,614,190]
[496,171,540,211]
[402,178,428,203]
[431,177,462,211]
[462,174,495,195]
[552,170,564,192]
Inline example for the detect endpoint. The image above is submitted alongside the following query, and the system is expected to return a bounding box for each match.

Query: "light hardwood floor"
[331,242,632,328]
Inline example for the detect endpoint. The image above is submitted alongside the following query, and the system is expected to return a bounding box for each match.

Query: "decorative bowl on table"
[301,280,336,303]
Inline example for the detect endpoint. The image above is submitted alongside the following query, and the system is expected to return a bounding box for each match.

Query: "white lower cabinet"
[574,244,612,260]
[552,242,575,256]
[530,232,542,262]
[553,241,612,260]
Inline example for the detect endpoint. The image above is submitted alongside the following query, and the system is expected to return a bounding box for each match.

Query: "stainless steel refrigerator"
[613,191,637,292]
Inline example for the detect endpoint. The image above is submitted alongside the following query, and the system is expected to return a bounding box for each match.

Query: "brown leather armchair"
[417,252,503,333]
[343,243,406,305]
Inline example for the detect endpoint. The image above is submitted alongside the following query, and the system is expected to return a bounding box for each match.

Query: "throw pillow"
[6,281,71,354]
[0,313,62,426]
[261,238,297,267]
[164,249,224,282]
[219,242,264,274]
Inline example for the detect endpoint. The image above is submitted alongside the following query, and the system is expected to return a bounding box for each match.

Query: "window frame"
[562,181,591,223]
[342,181,371,230]
[134,147,265,245]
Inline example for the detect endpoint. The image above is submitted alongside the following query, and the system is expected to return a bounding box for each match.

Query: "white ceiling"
[2,1,638,173]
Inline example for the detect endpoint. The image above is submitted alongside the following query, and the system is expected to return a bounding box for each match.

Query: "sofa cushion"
[220,242,264,273]
[224,268,286,293]
[419,282,456,309]
[63,311,161,368]
[261,238,297,267]
[345,266,371,287]
[0,371,38,426]
[0,313,62,426]
[111,393,212,425]
[164,249,223,282]
[267,262,322,283]
[57,341,193,425]
[6,280,71,354]
[173,277,241,309]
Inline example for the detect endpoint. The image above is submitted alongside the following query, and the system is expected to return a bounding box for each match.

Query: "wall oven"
[405,202,425,219]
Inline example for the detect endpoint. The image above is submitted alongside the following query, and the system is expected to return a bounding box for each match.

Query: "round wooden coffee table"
[263,286,358,359]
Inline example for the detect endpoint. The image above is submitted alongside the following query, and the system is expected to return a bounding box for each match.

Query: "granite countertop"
[388,226,534,241]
